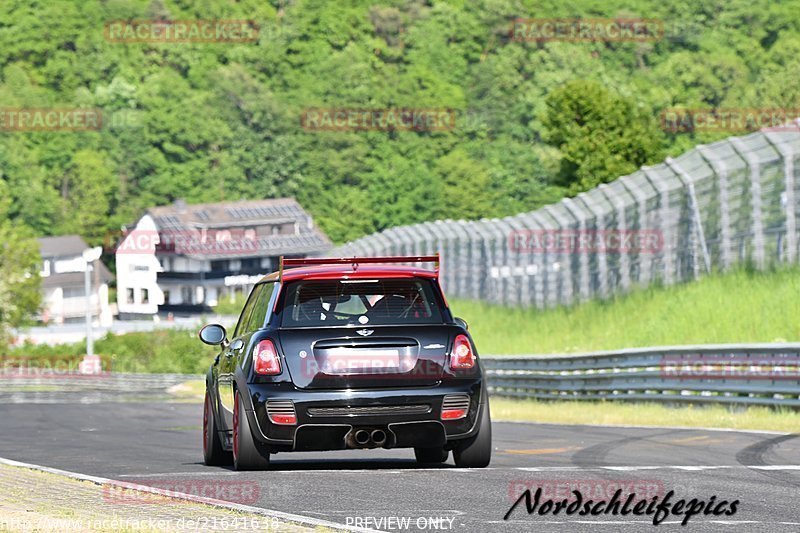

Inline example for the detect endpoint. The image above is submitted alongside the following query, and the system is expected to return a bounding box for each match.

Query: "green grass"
[211,294,249,316]
[8,329,218,375]
[491,397,800,433]
[450,265,800,354]
[168,378,206,400]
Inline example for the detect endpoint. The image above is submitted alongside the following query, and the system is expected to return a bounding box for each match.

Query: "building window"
[141,288,149,304]
[126,288,135,304]
[64,287,84,299]
[211,260,227,272]
[240,258,260,270]
[181,286,193,305]
[162,290,170,305]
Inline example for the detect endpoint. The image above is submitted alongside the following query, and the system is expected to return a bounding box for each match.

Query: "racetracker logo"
[507,478,665,503]
[510,18,664,42]
[509,229,663,254]
[660,354,800,380]
[301,108,456,132]
[103,479,262,504]
[104,20,259,43]
[661,108,800,133]
[108,228,260,256]
[0,356,112,378]
[0,108,102,132]
[297,355,447,381]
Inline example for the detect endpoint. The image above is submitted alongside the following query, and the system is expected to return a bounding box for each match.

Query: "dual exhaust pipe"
[352,428,387,447]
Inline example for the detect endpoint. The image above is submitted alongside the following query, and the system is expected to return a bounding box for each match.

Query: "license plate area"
[321,348,406,374]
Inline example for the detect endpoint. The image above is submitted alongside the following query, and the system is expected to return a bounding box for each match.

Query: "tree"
[62,149,118,244]
[0,0,797,245]
[542,80,664,194]
[0,219,41,348]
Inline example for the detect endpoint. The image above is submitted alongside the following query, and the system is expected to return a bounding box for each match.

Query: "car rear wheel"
[233,389,271,471]
[203,390,231,466]
[414,446,449,464]
[452,402,492,468]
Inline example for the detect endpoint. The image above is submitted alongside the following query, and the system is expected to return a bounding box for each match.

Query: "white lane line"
[118,471,241,478]
[483,518,764,526]
[116,464,800,476]
[320,510,466,515]
[517,467,584,472]
[601,466,663,471]
[573,521,685,524]
[487,521,567,524]
[0,457,385,533]
[267,467,504,473]
[670,466,734,471]
[519,465,800,472]
[495,420,791,436]
[488,520,765,525]
[709,521,762,525]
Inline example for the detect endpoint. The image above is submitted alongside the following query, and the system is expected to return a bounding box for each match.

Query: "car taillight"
[441,394,470,420]
[254,339,281,375]
[266,400,296,425]
[449,334,475,370]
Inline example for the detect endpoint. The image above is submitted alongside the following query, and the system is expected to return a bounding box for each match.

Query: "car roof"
[261,264,438,283]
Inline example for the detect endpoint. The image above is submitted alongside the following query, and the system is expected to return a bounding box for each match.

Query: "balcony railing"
[157,267,267,282]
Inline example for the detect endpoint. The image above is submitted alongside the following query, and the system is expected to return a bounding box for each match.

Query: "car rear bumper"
[241,380,485,452]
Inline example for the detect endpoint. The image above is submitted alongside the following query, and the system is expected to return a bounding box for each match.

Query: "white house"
[38,235,113,325]
[115,198,331,318]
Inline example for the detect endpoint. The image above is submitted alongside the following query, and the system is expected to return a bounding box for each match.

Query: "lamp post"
[82,247,102,357]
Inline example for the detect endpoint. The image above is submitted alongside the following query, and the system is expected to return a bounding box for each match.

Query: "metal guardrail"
[484,344,800,407]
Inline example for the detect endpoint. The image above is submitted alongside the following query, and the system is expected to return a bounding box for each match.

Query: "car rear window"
[281,278,444,327]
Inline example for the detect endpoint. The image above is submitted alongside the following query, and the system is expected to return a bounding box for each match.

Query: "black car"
[199,255,491,470]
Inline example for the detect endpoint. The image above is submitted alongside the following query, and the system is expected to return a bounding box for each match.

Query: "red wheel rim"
[202,392,209,456]
[232,392,239,461]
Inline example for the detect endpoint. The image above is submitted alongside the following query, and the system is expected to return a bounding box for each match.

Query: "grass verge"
[167,378,206,401]
[491,397,800,433]
[0,462,328,532]
[450,265,800,354]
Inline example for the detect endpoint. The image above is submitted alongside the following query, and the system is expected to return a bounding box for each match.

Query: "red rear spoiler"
[279,254,440,280]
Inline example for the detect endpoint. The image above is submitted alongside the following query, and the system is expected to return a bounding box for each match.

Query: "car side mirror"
[199,324,227,346]
[454,317,469,331]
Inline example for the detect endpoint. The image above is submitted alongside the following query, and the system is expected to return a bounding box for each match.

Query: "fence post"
[697,144,733,270]
[599,183,631,290]
[642,166,675,285]
[619,174,654,286]
[666,157,712,276]
[562,198,590,302]
[730,137,766,268]
[520,214,547,308]
[762,131,798,264]
[543,204,575,305]
[529,211,558,307]
[576,192,610,298]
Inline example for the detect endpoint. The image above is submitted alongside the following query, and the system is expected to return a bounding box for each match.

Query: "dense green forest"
[1,0,800,246]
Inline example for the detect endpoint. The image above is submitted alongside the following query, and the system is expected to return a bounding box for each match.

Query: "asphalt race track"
[1,399,798,532]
